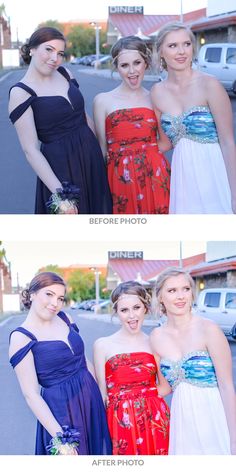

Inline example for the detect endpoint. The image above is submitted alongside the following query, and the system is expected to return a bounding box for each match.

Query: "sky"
[2,240,206,287]
[3,0,207,41]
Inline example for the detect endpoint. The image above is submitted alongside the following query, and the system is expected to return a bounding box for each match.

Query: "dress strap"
[58,310,71,327]
[9,82,37,124]
[58,311,79,332]
[58,65,79,88]
[9,327,37,369]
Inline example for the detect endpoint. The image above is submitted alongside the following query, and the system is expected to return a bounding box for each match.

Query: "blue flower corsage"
[46,425,80,455]
[46,182,80,214]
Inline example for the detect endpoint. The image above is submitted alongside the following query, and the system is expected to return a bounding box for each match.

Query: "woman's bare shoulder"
[94,333,114,348]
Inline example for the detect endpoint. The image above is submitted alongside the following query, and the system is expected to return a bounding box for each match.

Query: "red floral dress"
[105,352,170,455]
[105,108,170,214]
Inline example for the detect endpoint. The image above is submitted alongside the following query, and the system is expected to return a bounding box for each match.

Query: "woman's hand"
[58,200,79,214]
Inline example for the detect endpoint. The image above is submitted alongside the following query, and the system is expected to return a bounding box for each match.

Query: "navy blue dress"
[9,66,112,214]
[9,312,112,455]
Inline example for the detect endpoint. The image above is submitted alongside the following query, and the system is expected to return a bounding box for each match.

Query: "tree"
[0,4,6,16]
[66,25,95,58]
[37,20,64,33]
[37,264,64,275]
[67,269,96,302]
[0,241,6,260]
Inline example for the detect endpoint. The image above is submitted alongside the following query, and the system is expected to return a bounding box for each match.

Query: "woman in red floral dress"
[93,36,170,214]
[93,281,170,455]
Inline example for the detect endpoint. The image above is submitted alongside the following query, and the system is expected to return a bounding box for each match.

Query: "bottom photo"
[0,239,235,461]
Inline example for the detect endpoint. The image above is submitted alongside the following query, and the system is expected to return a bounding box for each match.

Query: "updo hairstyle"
[111,280,151,314]
[153,266,196,316]
[20,26,66,65]
[155,21,196,73]
[111,35,152,70]
[21,271,66,309]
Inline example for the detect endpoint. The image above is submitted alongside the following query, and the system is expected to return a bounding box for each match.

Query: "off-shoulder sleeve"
[10,340,36,368]
[9,96,36,124]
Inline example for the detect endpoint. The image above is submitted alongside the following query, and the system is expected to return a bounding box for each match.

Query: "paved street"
[1,66,236,213]
[0,309,236,455]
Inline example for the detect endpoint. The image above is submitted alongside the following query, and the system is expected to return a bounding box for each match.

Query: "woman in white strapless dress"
[150,267,236,455]
[151,22,236,214]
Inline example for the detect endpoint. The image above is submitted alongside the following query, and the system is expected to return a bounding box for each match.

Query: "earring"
[160,57,164,73]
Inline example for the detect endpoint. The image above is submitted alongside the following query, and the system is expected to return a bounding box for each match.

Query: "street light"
[90,22,101,62]
[90,267,101,305]
[180,0,183,23]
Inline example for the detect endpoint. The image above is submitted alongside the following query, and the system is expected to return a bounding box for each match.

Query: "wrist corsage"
[46,425,80,455]
[47,182,80,214]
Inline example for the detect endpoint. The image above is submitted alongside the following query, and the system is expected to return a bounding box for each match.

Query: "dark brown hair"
[111,35,151,69]
[21,271,66,309]
[111,280,151,314]
[21,27,66,65]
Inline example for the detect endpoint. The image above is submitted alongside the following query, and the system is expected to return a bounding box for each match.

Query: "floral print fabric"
[105,108,170,214]
[105,352,170,455]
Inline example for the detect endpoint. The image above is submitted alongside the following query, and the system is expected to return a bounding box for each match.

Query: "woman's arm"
[93,338,107,404]
[93,94,108,158]
[205,76,236,213]
[9,88,62,194]
[153,353,172,397]
[205,321,236,454]
[150,85,173,152]
[9,333,62,437]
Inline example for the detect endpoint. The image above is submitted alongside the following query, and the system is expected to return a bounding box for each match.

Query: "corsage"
[46,425,80,455]
[46,182,80,214]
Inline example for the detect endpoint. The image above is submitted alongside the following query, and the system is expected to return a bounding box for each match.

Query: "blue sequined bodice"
[161,106,219,146]
[160,351,218,391]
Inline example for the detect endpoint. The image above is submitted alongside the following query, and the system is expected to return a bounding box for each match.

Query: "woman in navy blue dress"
[9,271,112,455]
[8,27,112,214]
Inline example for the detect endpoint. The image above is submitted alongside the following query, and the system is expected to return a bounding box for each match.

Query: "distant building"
[0,255,12,312]
[189,242,236,291]
[106,252,205,291]
[0,12,11,67]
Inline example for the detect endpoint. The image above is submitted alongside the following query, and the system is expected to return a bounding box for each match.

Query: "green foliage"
[37,20,64,33]
[0,3,6,15]
[67,25,108,58]
[37,264,64,276]
[67,270,110,302]
[67,269,95,302]
[0,241,5,260]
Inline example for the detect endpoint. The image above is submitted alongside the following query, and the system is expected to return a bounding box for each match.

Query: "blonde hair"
[152,267,195,316]
[155,21,196,73]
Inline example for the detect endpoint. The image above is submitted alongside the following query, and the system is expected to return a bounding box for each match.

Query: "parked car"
[91,54,112,67]
[91,299,111,312]
[198,43,236,94]
[70,57,82,65]
[196,288,236,336]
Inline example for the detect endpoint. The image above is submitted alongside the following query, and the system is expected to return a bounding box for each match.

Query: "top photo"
[1,0,236,214]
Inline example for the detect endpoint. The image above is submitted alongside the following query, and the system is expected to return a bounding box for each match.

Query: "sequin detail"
[161,106,219,146]
[160,351,218,391]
